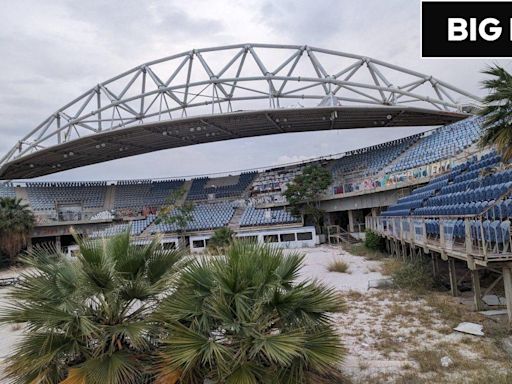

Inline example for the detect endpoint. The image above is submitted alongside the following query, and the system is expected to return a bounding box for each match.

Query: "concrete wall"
[321,188,407,212]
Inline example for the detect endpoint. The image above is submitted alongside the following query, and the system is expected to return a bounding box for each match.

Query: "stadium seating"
[251,166,303,194]
[187,172,257,200]
[91,214,156,238]
[26,182,107,210]
[0,184,16,198]
[381,149,512,253]
[332,135,420,177]
[149,202,236,232]
[382,150,511,218]
[240,207,300,227]
[386,117,482,173]
[114,179,184,209]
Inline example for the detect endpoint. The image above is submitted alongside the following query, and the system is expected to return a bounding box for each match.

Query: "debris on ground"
[440,355,453,367]
[479,309,508,318]
[453,322,484,336]
[482,294,506,306]
[368,278,394,290]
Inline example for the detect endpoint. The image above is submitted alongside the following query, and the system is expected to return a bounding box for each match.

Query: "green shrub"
[392,260,433,293]
[207,227,234,253]
[0,230,184,383]
[364,230,384,250]
[155,242,346,383]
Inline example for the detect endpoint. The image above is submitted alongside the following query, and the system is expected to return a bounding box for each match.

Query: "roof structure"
[0,43,481,179]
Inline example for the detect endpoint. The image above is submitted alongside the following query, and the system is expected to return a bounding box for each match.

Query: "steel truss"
[1,43,481,167]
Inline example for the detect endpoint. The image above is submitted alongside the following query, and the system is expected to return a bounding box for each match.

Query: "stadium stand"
[148,202,236,232]
[386,117,482,173]
[331,134,421,177]
[382,150,511,218]
[11,117,491,234]
[0,183,16,198]
[187,172,257,200]
[26,182,107,210]
[251,167,303,194]
[240,207,300,227]
[91,214,156,238]
[114,179,184,209]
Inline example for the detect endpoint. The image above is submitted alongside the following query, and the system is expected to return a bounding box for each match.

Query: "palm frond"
[479,64,512,161]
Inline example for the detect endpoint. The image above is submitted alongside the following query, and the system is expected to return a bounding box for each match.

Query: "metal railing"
[366,185,512,264]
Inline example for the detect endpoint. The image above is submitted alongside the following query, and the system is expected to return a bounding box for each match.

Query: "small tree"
[0,197,35,265]
[154,242,345,383]
[156,187,194,249]
[478,65,512,161]
[283,165,332,230]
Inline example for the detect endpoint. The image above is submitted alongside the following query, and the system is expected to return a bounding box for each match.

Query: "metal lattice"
[1,43,481,166]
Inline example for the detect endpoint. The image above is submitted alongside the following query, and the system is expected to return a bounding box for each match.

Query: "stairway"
[103,185,116,210]
[228,206,245,230]
[327,225,360,245]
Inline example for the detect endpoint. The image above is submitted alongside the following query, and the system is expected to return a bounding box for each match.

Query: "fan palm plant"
[154,242,346,384]
[479,65,512,161]
[0,230,184,384]
[0,197,34,265]
[207,227,235,254]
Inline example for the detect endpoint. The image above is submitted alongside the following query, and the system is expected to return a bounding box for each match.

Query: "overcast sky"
[0,0,510,181]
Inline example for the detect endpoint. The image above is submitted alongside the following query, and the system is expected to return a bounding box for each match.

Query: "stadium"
[2,42,512,381]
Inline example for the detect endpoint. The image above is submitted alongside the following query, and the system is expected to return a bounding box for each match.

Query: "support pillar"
[448,258,459,297]
[503,267,512,325]
[432,254,439,278]
[55,236,61,252]
[371,207,378,217]
[470,269,483,311]
[348,210,355,233]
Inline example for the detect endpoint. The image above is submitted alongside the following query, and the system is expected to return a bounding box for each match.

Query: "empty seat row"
[387,117,482,173]
[187,173,257,200]
[240,207,300,227]
[149,202,236,232]
[425,219,511,245]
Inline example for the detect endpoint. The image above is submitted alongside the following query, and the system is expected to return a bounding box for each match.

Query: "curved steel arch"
[1,43,481,175]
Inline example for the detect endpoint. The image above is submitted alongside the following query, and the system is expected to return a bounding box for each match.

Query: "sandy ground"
[0,289,23,383]
[293,245,385,292]
[289,245,512,384]
[1,246,511,383]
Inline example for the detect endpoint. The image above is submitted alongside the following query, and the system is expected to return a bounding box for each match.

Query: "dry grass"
[424,293,482,327]
[465,369,512,384]
[344,243,386,260]
[343,290,364,301]
[327,259,350,273]
[380,258,402,276]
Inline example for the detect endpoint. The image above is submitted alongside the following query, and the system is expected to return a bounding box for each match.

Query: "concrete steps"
[228,206,245,230]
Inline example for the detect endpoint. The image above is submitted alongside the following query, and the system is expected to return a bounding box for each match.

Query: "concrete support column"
[348,210,355,233]
[503,267,512,325]
[432,254,439,278]
[470,269,483,311]
[55,236,61,252]
[448,258,459,297]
